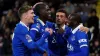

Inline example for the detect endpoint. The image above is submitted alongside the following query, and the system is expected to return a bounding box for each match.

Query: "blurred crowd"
[0,0,100,56]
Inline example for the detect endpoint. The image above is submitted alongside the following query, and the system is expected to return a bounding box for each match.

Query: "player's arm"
[30,23,54,54]
[30,23,52,45]
[30,23,54,53]
[29,23,47,53]
[68,32,89,56]
[17,29,51,50]
[80,26,92,41]
[30,23,40,40]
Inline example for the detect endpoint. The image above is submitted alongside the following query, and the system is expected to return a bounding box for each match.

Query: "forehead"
[56,12,65,15]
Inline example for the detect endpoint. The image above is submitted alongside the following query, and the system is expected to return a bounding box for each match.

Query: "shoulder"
[46,21,55,28]
[65,26,71,30]
[76,30,87,35]
[31,23,40,28]
[76,30,88,39]
[14,23,28,34]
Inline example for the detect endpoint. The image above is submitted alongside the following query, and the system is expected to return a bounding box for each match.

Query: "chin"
[56,21,61,24]
[32,21,34,23]
[30,21,34,24]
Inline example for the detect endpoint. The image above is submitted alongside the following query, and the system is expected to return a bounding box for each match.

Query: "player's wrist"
[42,31,50,39]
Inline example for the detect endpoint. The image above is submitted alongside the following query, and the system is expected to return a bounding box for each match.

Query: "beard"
[56,20,62,25]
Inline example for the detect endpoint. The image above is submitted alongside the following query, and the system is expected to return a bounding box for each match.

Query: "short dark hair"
[33,3,47,16]
[69,13,82,23]
[56,9,68,18]
[18,4,32,18]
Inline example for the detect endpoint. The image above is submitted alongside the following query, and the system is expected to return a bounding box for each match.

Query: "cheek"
[26,14,29,18]
[29,14,33,19]
[62,18,66,22]
[27,15,31,21]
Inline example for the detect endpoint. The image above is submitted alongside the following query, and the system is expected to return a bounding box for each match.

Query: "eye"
[60,15,64,18]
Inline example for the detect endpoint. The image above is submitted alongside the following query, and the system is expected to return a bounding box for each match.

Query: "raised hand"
[80,26,89,33]
[45,28,53,35]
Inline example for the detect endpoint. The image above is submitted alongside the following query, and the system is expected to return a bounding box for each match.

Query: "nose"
[56,17,60,20]
[33,13,36,18]
[56,15,61,20]
[33,13,36,17]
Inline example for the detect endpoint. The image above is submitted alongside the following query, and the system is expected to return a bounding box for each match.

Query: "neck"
[21,20,29,26]
[39,16,46,24]
[72,24,79,30]
[39,15,53,23]
[57,23,65,28]
[72,26,76,30]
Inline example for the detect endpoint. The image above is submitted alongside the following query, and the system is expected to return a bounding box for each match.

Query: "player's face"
[56,12,66,25]
[41,5,51,19]
[26,9,35,24]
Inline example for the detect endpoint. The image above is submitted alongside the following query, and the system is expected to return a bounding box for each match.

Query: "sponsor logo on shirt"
[26,34,32,42]
[36,23,40,29]
[45,38,48,42]
[71,36,75,41]
[67,43,74,51]
[78,39,87,43]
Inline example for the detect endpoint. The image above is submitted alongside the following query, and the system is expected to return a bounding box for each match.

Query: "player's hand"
[43,51,48,56]
[45,28,53,35]
[80,26,89,33]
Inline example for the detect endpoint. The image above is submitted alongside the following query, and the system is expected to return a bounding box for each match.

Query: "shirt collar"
[37,18,45,26]
[55,24,66,30]
[62,24,66,30]
[20,21,29,31]
[72,23,83,34]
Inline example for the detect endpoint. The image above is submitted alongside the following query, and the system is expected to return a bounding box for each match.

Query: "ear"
[65,18,69,23]
[74,21,78,25]
[24,13,28,19]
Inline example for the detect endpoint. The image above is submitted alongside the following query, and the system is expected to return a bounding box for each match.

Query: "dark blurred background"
[0,0,100,56]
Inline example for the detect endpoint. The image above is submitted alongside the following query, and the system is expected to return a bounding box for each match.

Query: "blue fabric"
[46,22,71,56]
[67,30,89,56]
[12,22,50,56]
[30,18,50,56]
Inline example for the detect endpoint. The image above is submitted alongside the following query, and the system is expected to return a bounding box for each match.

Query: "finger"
[45,28,49,31]
[80,27,84,32]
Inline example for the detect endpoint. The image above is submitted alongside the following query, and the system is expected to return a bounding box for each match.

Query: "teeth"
[48,14,51,17]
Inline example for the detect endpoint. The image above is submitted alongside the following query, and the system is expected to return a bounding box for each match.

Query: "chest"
[67,34,79,46]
